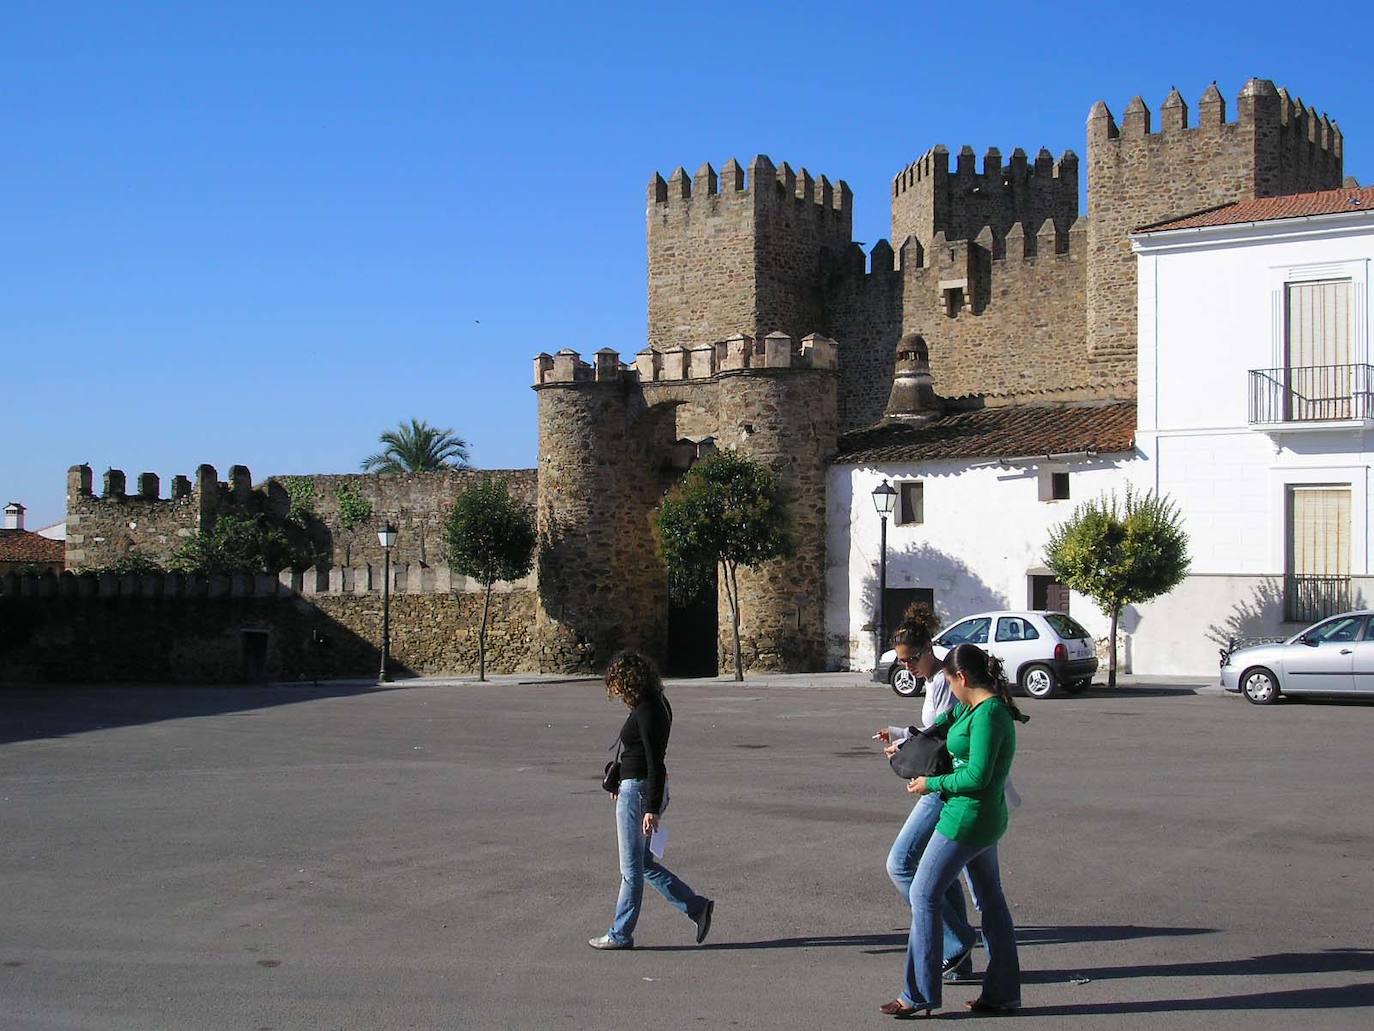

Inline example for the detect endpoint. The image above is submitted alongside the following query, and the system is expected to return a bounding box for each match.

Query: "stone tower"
[647,157,853,353]
[532,334,839,674]
[1086,78,1344,361]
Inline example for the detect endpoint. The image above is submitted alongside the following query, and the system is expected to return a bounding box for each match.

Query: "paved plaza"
[2,675,1372,1030]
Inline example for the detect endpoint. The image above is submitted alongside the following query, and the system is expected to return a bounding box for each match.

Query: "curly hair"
[604,649,663,708]
[891,602,940,652]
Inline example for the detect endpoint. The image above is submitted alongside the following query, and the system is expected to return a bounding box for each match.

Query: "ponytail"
[942,643,1029,723]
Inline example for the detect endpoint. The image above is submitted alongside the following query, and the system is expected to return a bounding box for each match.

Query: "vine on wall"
[334,483,374,531]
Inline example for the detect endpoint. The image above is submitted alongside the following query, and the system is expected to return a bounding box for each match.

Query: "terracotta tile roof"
[834,401,1136,464]
[0,529,65,565]
[1137,186,1374,233]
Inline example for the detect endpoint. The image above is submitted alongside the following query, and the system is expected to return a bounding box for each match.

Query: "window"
[896,481,924,525]
[995,617,1040,643]
[1286,485,1352,622]
[1030,574,1071,613]
[943,286,964,317]
[1284,279,1356,421]
[1039,470,1070,502]
[1043,613,1091,640]
[938,617,990,647]
[1306,614,1363,643]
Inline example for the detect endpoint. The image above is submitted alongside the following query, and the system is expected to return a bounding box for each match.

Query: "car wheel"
[889,663,925,698]
[1020,663,1059,699]
[1240,666,1281,705]
[1062,678,1090,695]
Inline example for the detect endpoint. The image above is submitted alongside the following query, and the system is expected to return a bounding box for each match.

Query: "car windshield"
[939,618,991,646]
[1043,613,1090,640]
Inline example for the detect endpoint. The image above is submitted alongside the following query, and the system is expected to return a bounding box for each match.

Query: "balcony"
[1249,364,1374,428]
[1285,573,1353,624]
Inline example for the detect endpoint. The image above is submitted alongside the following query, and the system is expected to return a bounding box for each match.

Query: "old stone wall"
[65,459,535,573]
[534,335,838,674]
[891,144,1078,251]
[0,567,536,683]
[1086,80,1343,363]
[647,156,851,352]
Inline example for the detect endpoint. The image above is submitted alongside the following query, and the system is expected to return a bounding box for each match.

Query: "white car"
[874,610,1099,699]
[1220,610,1374,704]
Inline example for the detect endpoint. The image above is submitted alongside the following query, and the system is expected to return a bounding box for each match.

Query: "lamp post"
[377,521,398,683]
[871,479,897,657]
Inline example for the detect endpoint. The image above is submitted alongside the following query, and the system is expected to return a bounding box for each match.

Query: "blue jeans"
[901,831,1021,1010]
[886,793,976,966]
[607,778,706,945]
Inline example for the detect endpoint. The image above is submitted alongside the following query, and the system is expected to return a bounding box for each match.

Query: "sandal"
[965,998,1020,1016]
[879,999,935,1019]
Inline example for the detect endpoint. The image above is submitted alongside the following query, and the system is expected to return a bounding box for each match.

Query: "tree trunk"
[478,580,493,683]
[727,561,743,682]
[1107,605,1119,690]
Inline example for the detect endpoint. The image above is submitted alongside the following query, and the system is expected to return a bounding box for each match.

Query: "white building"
[826,185,1374,678]
[1130,185,1374,674]
[825,334,1136,674]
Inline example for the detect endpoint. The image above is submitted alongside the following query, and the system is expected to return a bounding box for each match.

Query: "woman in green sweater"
[879,643,1029,1019]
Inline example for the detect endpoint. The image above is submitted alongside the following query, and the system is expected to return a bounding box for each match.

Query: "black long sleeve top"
[617,693,673,813]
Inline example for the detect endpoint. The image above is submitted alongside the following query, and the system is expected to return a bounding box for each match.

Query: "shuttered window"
[1289,486,1351,577]
[1286,279,1353,369]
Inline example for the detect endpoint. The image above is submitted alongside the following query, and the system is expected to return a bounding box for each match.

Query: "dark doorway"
[883,587,935,642]
[240,629,270,684]
[1030,575,1070,613]
[667,567,719,677]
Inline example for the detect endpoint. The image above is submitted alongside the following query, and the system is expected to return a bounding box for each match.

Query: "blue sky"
[4,1,1370,528]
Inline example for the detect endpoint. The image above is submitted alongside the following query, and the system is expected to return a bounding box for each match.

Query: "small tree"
[444,478,536,681]
[362,419,470,473]
[173,515,312,575]
[655,451,792,681]
[1045,487,1190,688]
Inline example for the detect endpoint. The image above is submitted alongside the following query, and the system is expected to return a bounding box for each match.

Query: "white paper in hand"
[648,825,669,859]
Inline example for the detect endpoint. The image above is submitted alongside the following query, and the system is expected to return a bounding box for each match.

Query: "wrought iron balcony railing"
[1285,573,1352,624]
[1249,364,1374,424]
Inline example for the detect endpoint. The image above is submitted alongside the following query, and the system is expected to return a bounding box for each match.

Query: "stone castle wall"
[533,335,838,674]
[65,460,535,573]
[1085,81,1343,362]
[647,157,852,352]
[0,566,536,684]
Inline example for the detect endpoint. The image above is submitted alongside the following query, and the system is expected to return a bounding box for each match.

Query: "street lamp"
[871,479,897,656]
[377,521,398,683]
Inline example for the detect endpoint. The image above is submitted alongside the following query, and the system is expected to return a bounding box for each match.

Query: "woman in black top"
[588,651,715,950]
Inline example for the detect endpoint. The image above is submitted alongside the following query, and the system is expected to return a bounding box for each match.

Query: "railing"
[1249,364,1374,424]
[1285,574,1352,624]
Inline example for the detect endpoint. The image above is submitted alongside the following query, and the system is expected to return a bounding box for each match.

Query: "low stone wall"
[0,568,536,684]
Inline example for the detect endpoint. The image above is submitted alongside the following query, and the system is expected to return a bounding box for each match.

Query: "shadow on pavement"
[0,682,394,745]
[1025,980,1374,1016]
[1026,947,1374,986]
[640,924,1214,953]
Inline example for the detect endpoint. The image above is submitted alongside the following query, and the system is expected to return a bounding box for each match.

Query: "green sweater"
[924,699,1018,847]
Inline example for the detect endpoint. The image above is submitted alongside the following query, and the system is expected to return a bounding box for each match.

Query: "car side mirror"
[1300,634,1318,647]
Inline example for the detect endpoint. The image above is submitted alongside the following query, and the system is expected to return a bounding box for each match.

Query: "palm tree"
[362,419,471,473]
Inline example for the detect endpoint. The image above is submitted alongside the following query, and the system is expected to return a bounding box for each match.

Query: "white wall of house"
[825,456,1135,672]
[1133,209,1374,673]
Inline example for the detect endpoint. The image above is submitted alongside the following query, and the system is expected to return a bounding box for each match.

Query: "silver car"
[1220,610,1374,704]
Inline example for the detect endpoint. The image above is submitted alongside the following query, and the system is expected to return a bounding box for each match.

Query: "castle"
[533,78,1345,673]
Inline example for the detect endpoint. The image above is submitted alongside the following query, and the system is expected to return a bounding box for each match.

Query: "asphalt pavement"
[2,675,1371,1029]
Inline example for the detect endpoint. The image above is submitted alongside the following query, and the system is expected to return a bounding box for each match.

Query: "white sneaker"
[587,934,633,950]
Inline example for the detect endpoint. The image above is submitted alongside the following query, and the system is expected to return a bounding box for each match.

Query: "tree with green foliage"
[444,478,536,681]
[362,419,470,473]
[173,515,314,575]
[1045,486,1190,689]
[655,450,792,681]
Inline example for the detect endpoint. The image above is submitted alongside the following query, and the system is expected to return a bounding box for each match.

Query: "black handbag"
[889,723,953,779]
[601,738,623,794]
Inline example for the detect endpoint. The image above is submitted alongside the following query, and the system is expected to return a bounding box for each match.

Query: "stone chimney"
[884,333,943,423]
[3,501,25,531]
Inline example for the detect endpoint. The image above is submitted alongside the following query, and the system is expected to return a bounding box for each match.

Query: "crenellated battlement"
[649,155,852,217]
[533,332,839,388]
[66,462,256,504]
[889,141,1079,255]
[1088,79,1342,160]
